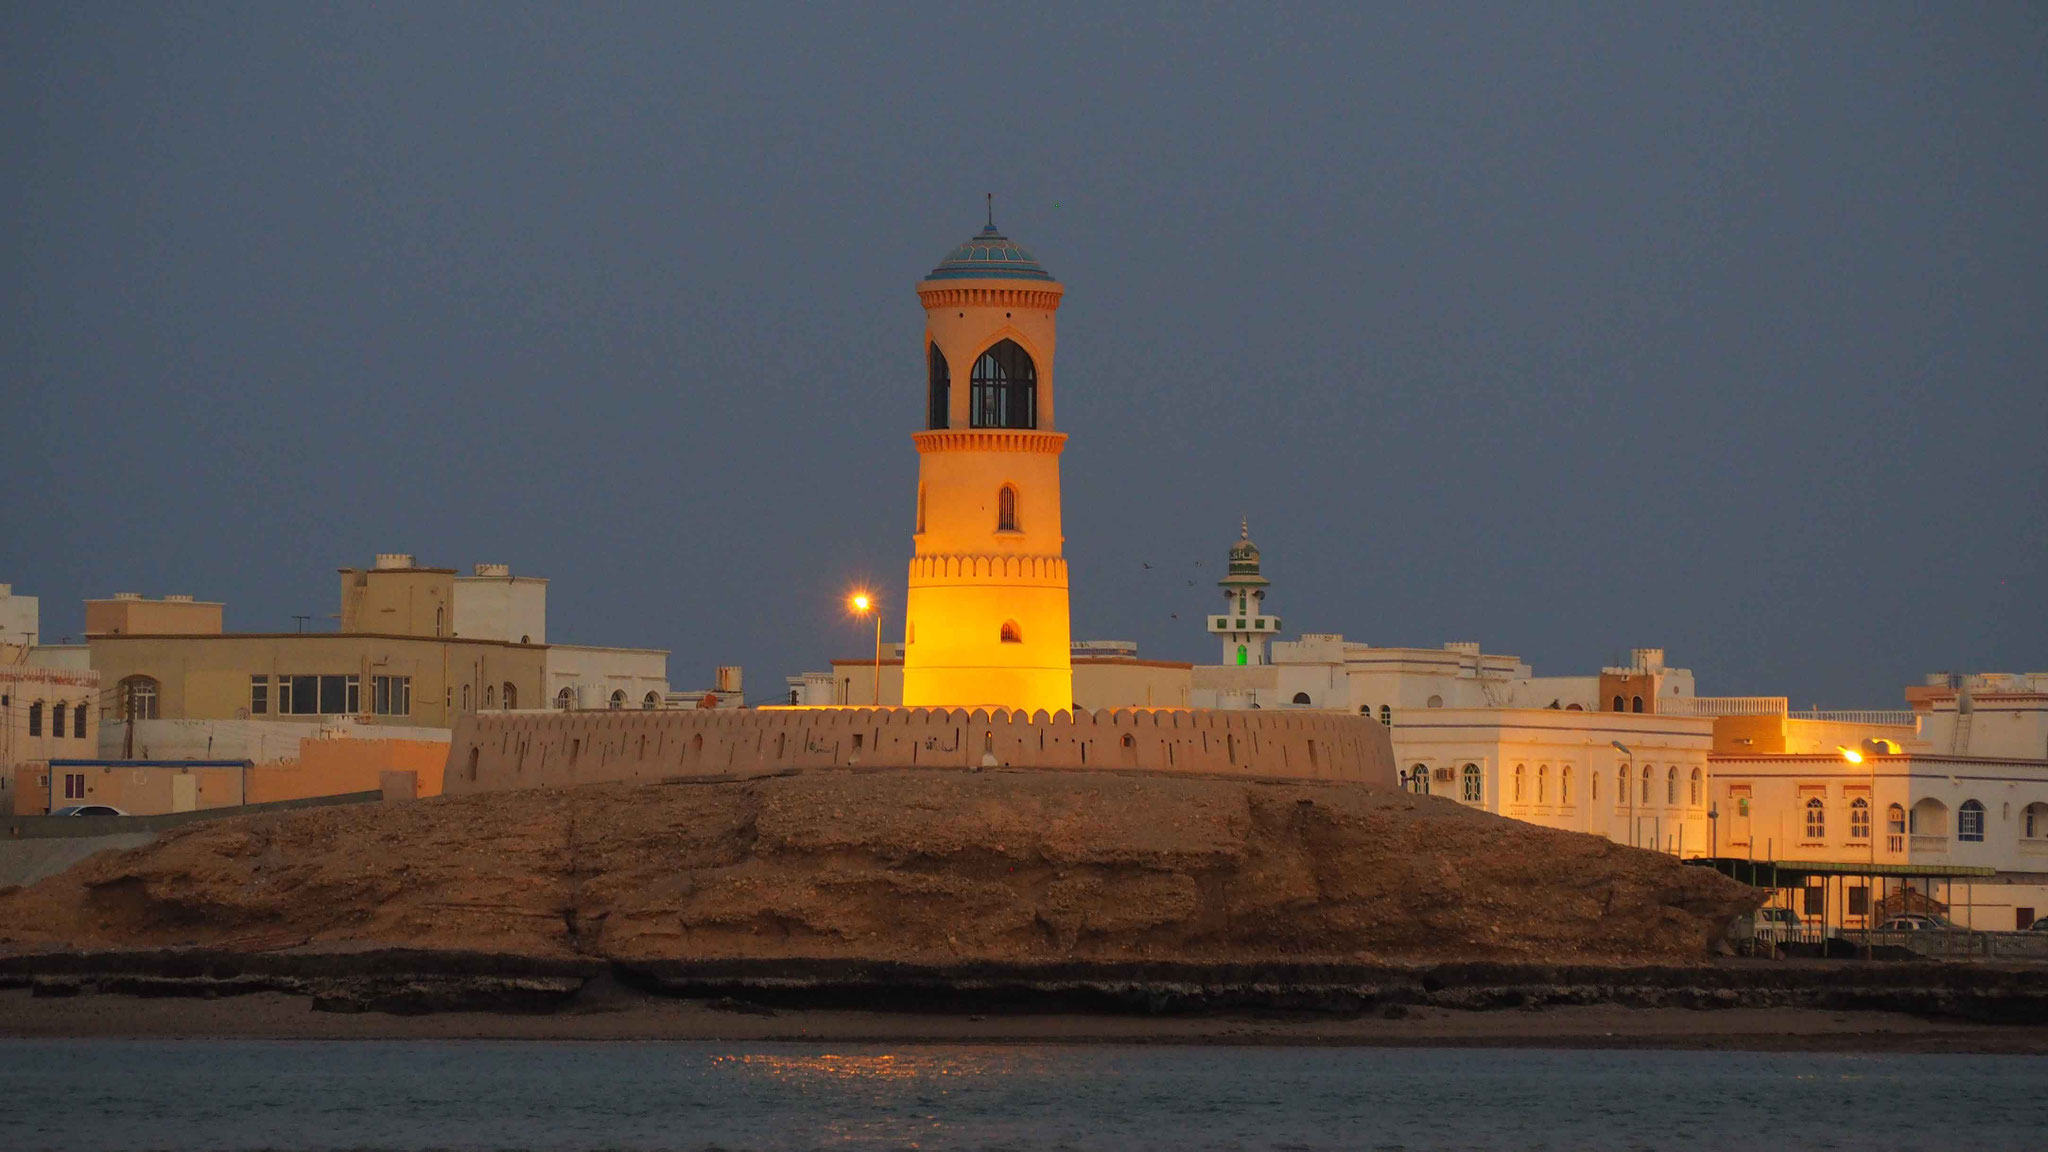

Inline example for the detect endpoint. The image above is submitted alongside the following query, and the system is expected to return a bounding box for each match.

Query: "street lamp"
[848,592,881,706]
[1612,740,1634,848]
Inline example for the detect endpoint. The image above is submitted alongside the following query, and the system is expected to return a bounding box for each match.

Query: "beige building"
[86,553,667,731]
[1,653,102,812]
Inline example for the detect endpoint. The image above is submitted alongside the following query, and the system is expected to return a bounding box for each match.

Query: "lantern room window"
[969,339,1036,429]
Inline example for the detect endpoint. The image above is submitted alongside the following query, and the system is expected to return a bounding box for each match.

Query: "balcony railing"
[1886,833,1905,854]
[1659,696,1788,717]
[1910,834,1949,854]
[1788,709,1919,727]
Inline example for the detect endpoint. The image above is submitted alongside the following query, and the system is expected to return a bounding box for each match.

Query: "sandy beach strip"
[4,989,2046,1053]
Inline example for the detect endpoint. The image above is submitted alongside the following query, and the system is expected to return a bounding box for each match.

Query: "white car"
[49,804,127,817]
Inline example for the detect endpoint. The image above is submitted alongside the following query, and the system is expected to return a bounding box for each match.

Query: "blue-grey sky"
[4,4,2043,706]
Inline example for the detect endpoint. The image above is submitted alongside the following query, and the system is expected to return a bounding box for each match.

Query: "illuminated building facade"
[900,214,1073,715]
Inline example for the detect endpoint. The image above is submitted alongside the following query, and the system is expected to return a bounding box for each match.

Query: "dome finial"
[1240,515,1249,541]
[986,192,995,231]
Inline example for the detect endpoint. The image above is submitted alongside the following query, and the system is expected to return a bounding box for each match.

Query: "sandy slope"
[0,769,1756,963]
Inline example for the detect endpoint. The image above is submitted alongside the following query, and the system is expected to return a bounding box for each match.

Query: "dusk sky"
[4,4,2042,707]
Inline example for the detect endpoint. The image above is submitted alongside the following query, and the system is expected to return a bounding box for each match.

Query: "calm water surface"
[1,1040,2042,1151]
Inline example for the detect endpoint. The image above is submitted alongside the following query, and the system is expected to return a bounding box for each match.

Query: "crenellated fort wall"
[442,707,1396,795]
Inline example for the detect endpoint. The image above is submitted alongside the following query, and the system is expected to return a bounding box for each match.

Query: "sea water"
[0,1040,2041,1151]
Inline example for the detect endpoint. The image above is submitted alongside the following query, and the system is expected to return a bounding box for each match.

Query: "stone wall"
[443,707,1396,795]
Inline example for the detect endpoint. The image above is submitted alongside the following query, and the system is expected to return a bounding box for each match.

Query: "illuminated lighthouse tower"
[901,208,1073,714]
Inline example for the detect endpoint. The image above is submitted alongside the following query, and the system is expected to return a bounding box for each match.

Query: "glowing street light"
[1839,746,1865,765]
[848,591,881,706]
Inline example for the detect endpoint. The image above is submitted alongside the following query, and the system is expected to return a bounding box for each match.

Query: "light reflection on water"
[0,1039,2043,1151]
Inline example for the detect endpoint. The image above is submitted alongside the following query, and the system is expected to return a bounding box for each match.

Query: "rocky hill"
[0,770,1756,963]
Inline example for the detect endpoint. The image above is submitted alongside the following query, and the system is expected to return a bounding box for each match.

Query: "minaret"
[901,208,1074,715]
[1207,519,1281,666]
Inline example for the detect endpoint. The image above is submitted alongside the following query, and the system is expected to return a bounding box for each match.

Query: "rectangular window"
[317,674,345,714]
[1235,619,1246,629]
[345,674,360,714]
[1802,885,1825,915]
[250,675,269,715]
[373,675,412,716]
[1254,620,1265,629]
[1849,886,1869,916]
[64,773,85,800]
[286,675,319,715]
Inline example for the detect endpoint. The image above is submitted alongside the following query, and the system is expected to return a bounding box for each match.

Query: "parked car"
[2027,917,2048,933]
[48,804,127,817]
[1751,907,1807,941]
[1876,914,1960,932]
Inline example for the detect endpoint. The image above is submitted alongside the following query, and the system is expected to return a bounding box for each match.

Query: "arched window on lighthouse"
[970,339,1036,429]
[927,343,949,429]
[997,485,1018,531]
[1236,644,1247,666]
[1000,620,1023,644]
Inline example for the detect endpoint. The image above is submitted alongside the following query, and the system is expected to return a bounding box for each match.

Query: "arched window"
[1561,766,1573,804]
[643,691,661,710]
[1641,765,1653,804]
[1291,692,1311,705]
[461,684,472,711]
[1513,764,1525,802]
[969,339,1036,429]
[1910,798,1947,835]
[927,342,950,429]
[1804,797,1825,840]
[1612,695,1625,712]
[1850,797,1871,841]
[1592,770,1600,801]
[1959,799,1986,842]
[609,690,626,710]
[1887,803,1906,835]
[1462,763,1482,803]
[997,485,1018,531]
[916,485,926,534]
[52,702,67,738]
[483,685,495,708]
[503,682,517,710]
[1000,620,1022,644]
[1632,695,1645,714]
[1537,764,1550,803]
[1426,695,1443,709]
[1689,767,1702,806]
[73,702,86,738]
[28,701,42,737]
[119,676,159,721]
[556,686,577,710]
[2024,803,2048,839]
[1666,766,1678,805]
[1378,704,1391,725]
[1408,765,1430,795]
[1236,644,1248,666]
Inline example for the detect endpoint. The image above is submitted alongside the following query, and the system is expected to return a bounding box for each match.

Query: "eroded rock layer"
[0,770,1756,963]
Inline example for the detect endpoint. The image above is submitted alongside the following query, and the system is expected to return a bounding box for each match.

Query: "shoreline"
[6,990,2048,1053]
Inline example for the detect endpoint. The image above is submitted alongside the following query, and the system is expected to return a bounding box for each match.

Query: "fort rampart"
[442,707,1396,795]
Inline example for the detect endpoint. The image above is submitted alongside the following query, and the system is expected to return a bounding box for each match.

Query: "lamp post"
[1612,740,1634,848]
[849,593,881,706]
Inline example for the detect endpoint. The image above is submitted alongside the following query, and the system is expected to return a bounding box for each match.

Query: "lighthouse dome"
[925,223,1054,282]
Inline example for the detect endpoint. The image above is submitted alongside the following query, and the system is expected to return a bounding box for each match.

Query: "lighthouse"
[900,209,1074,715]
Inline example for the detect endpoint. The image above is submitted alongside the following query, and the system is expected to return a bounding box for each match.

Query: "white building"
[0,584,40,646]
[1908,672,2048,760]
[452,564,547,646]
[443,561,669,711]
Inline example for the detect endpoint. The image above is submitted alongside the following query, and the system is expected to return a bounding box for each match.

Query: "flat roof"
[49,759,253,769]
[86,631,544,648]
[1691,857,1999,881]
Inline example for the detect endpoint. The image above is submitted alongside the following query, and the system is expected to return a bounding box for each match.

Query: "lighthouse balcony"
[912,429,1066,455]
